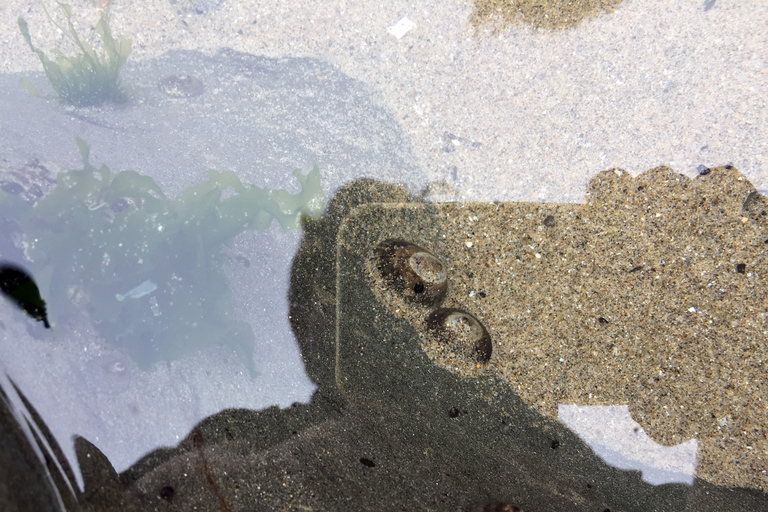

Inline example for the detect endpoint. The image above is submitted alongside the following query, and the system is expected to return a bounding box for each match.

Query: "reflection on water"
[0,225,316,477]
[0,135,321,474]
[559,404,697,486]
[0,175,766,510]
[0,43,425,502]
[1,137,322,375]
[1,11,767,504]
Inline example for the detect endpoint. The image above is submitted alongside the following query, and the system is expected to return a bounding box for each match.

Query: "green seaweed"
[18,1,131,107]
[0,139,324,376]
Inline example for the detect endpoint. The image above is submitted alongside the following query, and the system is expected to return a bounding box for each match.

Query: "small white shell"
[116,279,157,301]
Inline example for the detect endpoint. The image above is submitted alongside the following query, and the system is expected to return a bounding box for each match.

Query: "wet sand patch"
[347,164,768,490]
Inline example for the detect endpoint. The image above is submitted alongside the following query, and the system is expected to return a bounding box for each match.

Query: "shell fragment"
[387,17,416,40]
[116,279,158,301]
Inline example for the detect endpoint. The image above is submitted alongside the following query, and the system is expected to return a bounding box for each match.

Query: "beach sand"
[1,0,766,202]
[2,0,767,499]
[355,164,768,490]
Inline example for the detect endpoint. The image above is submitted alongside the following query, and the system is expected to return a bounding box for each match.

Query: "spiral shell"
[426,308,492,363]
[376,239,447,306]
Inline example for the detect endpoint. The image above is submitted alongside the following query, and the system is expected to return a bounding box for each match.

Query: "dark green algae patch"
[0,139,323,376]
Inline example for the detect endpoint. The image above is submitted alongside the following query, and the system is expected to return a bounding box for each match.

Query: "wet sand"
[358,165,768,490]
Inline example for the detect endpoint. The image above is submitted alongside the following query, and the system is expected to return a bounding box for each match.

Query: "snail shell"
[376,239,447,306]
[426,308,492,363]
[158,74,205,98]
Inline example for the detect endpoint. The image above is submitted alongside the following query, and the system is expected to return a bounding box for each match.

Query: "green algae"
[18,1,131,107]
[0,139,324,376]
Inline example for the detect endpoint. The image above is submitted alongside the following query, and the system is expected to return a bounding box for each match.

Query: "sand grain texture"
[360,165,768,490]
